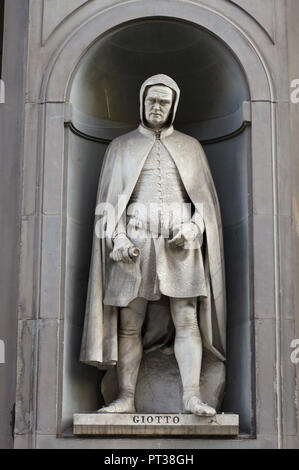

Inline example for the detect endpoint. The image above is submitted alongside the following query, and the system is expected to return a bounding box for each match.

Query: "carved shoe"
[97,396,136,413]
[183,396,216,417]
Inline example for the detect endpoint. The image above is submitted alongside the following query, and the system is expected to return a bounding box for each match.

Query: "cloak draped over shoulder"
[80,74,226,368]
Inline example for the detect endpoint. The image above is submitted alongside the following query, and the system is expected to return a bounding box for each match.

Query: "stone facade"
[0,0,299,449]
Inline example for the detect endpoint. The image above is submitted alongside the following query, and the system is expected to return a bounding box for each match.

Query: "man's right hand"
[110,234,136,263]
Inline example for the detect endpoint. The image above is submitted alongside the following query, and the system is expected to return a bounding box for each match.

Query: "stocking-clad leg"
[170,297,216,416]
[98,297,147,413]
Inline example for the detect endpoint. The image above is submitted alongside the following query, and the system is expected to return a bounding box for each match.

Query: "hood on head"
[139,74,180,128]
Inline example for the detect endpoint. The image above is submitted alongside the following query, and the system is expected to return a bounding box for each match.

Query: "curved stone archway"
[61,15,252,433]
[42,1,275,437]
[42,1,273,102]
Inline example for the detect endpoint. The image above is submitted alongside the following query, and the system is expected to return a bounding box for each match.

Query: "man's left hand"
[168,222,200,248]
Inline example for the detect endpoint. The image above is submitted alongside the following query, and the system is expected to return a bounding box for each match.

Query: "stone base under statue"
[73,413,239,436]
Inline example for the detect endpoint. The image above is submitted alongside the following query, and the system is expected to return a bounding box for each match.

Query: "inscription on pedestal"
[132,414,180,424]
[73,413,239,436]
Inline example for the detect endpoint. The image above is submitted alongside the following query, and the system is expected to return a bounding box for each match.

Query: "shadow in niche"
[61,18,253,435]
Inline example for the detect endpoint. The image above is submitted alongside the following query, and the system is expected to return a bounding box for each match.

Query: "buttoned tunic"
[127,131,191,233]
[104,130,207,305]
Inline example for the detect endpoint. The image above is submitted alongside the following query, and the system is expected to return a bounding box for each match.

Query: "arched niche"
[69,19,249,140]
[61,17,253,435]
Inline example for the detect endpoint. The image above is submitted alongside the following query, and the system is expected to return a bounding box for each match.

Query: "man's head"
[144,85,175,130]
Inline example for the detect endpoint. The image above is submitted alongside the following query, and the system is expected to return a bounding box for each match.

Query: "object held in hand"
[109,246,140,261]
[128,247,140,259]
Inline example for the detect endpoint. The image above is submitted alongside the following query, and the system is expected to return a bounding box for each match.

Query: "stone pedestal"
[73,413,239,437]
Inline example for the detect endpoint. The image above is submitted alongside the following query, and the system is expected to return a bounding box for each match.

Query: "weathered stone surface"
[40,215,62,319]
[42,0,88,44]
[36,320,59,435]
[73,412,239,436]
[0,0,29,449]
[228,0,275,41]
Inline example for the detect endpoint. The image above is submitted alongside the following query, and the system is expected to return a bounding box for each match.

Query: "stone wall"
[287,0,299,440]
[0,0,29,450]
[0,0,298,449]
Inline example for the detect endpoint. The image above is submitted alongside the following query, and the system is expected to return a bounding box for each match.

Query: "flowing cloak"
[80,75,227,368]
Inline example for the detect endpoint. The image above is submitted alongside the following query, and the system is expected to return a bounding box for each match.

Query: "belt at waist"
[126,215,190,238]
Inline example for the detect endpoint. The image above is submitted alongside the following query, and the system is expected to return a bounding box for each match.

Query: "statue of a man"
[80,74,226,417]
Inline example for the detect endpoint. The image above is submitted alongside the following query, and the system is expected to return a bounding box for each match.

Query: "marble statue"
[80,74,226,416]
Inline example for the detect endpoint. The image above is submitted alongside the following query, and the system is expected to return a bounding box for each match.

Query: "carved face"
[144,85,174,129]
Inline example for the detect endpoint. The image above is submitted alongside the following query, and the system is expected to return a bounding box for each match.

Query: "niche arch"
[63,17,252,435]
[37,1,277,439]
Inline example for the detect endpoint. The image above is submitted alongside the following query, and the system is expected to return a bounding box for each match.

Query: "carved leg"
[170,297,216,417]
[98,297,147,413]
